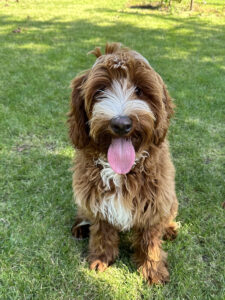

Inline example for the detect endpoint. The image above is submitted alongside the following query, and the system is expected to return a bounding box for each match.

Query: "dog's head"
[68,43,174,174]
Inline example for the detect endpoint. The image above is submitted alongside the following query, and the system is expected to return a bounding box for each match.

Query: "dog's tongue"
[107,138,135,175]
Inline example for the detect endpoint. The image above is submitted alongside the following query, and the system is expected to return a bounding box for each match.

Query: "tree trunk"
[190,0,194,10]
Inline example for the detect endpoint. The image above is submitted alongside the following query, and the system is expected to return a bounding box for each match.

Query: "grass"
[0,0,224,299]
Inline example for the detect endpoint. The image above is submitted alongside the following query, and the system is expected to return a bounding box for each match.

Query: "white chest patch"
[93,158,133,231]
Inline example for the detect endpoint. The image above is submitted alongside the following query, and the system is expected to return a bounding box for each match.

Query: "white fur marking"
[75,220,91,228]
[97,194,133,231]
[92,151,149,230]
[92,80,155,121]
[94,158,133,230]
[95,158,121,190]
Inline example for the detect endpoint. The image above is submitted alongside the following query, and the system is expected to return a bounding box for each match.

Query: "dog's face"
[68,43,174,174]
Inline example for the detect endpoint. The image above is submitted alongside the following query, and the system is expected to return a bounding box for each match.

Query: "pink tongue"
[107,138,135,175]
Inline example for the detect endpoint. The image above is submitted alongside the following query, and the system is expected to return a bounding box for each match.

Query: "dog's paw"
[89,259,108,272]
[140,261,170,285]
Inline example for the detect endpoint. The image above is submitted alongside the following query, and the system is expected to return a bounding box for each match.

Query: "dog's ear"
[68,71,90,149]
[162,82,174,120]
[153,76,175,146]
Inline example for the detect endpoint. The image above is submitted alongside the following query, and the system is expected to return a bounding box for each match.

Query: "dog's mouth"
[107,138,135,175]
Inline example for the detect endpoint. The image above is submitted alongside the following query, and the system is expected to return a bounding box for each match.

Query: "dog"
[68,43,178,285]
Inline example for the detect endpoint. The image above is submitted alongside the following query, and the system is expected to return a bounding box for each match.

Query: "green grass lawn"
[0,0,224,299]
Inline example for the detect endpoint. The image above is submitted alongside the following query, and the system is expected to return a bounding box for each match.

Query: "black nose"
[110,116,132,136]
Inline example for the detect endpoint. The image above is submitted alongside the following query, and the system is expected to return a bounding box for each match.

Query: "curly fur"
[68,43,178,285]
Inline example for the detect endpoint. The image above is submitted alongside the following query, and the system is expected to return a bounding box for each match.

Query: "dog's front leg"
[133,225,169,284]
[88,219,119,272]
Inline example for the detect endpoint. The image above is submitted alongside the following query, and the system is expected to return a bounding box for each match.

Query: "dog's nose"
[110,116,132,136]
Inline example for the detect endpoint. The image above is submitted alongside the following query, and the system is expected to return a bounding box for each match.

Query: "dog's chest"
[92,159,133,231]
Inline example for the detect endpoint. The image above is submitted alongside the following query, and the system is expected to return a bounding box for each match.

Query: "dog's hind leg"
[71,212,91,239]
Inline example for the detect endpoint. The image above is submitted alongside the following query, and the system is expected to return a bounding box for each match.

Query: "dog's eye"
[93,90,101,98]
[135,87,142,97]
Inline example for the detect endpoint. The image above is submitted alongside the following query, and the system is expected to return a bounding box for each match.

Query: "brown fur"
[68,43,178,284]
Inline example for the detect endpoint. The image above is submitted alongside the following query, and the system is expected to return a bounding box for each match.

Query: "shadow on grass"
[129,4,162,10]
[1,13,225,66]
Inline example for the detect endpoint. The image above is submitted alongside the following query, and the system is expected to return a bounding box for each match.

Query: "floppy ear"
[162,82,174,120]
[153,76,175,146]
[68,71,90,149]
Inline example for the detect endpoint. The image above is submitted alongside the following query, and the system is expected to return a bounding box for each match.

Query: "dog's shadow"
[117,231,136,271]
